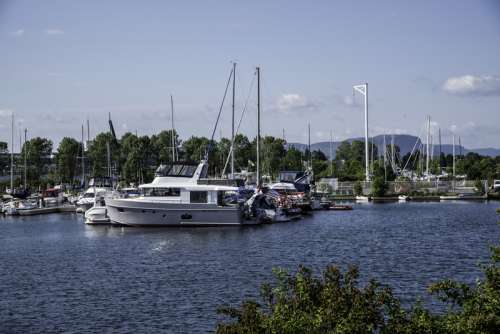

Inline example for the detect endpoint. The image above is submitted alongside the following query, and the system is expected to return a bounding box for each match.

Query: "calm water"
[1,201,499,333]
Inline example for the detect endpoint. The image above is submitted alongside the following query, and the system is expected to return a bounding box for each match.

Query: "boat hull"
[106,198,253,226]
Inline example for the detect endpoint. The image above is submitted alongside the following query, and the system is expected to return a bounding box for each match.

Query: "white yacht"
[106,161,257,226]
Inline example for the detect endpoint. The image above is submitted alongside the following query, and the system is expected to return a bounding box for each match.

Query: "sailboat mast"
[383,135,387,181]
[24,128,27,189]
[426,115,430,178]
[106,141,111,178]
[364,84,369,181]
[329,130,333,176]
[170,95,175,162]
[452,135,456,178]
[256,66,261,186]
[231,62,236,179]
[81,124,85,187]
[308,122,311,169]
[438,127,442,172]
[10,113,14,192]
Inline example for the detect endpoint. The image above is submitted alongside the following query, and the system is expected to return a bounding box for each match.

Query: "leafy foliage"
[216,247,500,334]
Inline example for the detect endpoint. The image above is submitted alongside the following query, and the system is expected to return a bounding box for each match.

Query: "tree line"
[1,132,499,189]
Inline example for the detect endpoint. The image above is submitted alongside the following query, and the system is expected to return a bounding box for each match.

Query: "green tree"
[353,180,363,195]
[87,132,120,177]
[55,137,82,184]
[22,137,53,186]
[371,176,388,197]
[281,147,303,171]
[121,133,152,184]
[150,130,179,165]
[261,136,286,178]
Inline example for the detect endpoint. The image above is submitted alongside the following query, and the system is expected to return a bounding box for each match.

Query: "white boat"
[76,177,114,213]
[85,196,110,224]
[440,194,460,200]
[398,195,409,202]
[106,161,258,226]
[2,199,38,215]
[355,195,370,202]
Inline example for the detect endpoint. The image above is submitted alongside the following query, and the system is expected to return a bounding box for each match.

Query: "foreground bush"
[216,247,499,334]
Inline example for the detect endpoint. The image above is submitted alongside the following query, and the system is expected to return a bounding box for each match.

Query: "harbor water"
[1,201,499,333]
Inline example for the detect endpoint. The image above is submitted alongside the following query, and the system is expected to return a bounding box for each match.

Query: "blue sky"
[1,0,500,151]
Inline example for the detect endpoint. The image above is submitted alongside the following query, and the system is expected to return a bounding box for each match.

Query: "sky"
[1,0,500,151]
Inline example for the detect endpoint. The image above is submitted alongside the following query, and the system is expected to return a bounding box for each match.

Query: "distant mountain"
[287,134,500,158]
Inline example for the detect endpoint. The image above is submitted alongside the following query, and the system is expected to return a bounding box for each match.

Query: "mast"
[10,113,14,192]
[87,118,90,143]
[426,115,430,178]
[383,135,387,181]
[106,141,111,178]
[81,124,85,187]
[308,122,311,169]
[329,130,333,176]
[353,83,369,181]
[256,66,261,186]
[438,127,442,172]
[170,94,176,162]
[452,135,456,178]
[231,62,236,178]
[24,128,27,189]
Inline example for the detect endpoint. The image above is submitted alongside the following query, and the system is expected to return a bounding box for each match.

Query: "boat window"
[190,191,208,203]
[155,163,198,177]
[179,165,198,177]
[143,187,181,197]
[155,164,172,177]
[200,164,208,178]
[169,164,184,176]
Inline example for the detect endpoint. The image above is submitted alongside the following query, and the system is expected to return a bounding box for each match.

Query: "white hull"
[106,198,253,226]
[85,206,110,225]
[355,196,370,202]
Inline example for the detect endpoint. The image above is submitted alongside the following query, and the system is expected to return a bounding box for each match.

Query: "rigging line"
[402,135,421,172]
[221,71,257,177]
[206,67,234,160]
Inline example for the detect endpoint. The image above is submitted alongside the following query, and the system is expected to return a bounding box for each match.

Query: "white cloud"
[45,28,65,35]
[10,29,24,37]
[276,94,315,113]
[442,75,500,97]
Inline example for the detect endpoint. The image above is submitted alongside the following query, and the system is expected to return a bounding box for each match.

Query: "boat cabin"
[138,161,238,206]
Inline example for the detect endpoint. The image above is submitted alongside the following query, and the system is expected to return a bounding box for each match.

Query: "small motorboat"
[330,204,353,211]
[84,196,110,224]
[355,195,370,202]
[398,195,409,202]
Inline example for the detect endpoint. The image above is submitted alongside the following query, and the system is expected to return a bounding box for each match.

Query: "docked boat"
[398,195,409,202]
[330,204,353,211]
[76,177,114,213]
[355,195,370,202]
[106,161,258,226]
[85,195,110,224]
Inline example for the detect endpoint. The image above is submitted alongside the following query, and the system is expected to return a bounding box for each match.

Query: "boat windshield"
[155,163,198,177]
[142,187,181,197]
[279,171,303,183]
[83,193,94,198]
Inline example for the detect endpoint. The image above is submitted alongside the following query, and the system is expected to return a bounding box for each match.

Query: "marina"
[1,201,498,333]
[1,1,499,332]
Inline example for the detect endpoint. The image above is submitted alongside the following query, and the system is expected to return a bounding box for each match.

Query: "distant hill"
[287,134,500,158]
